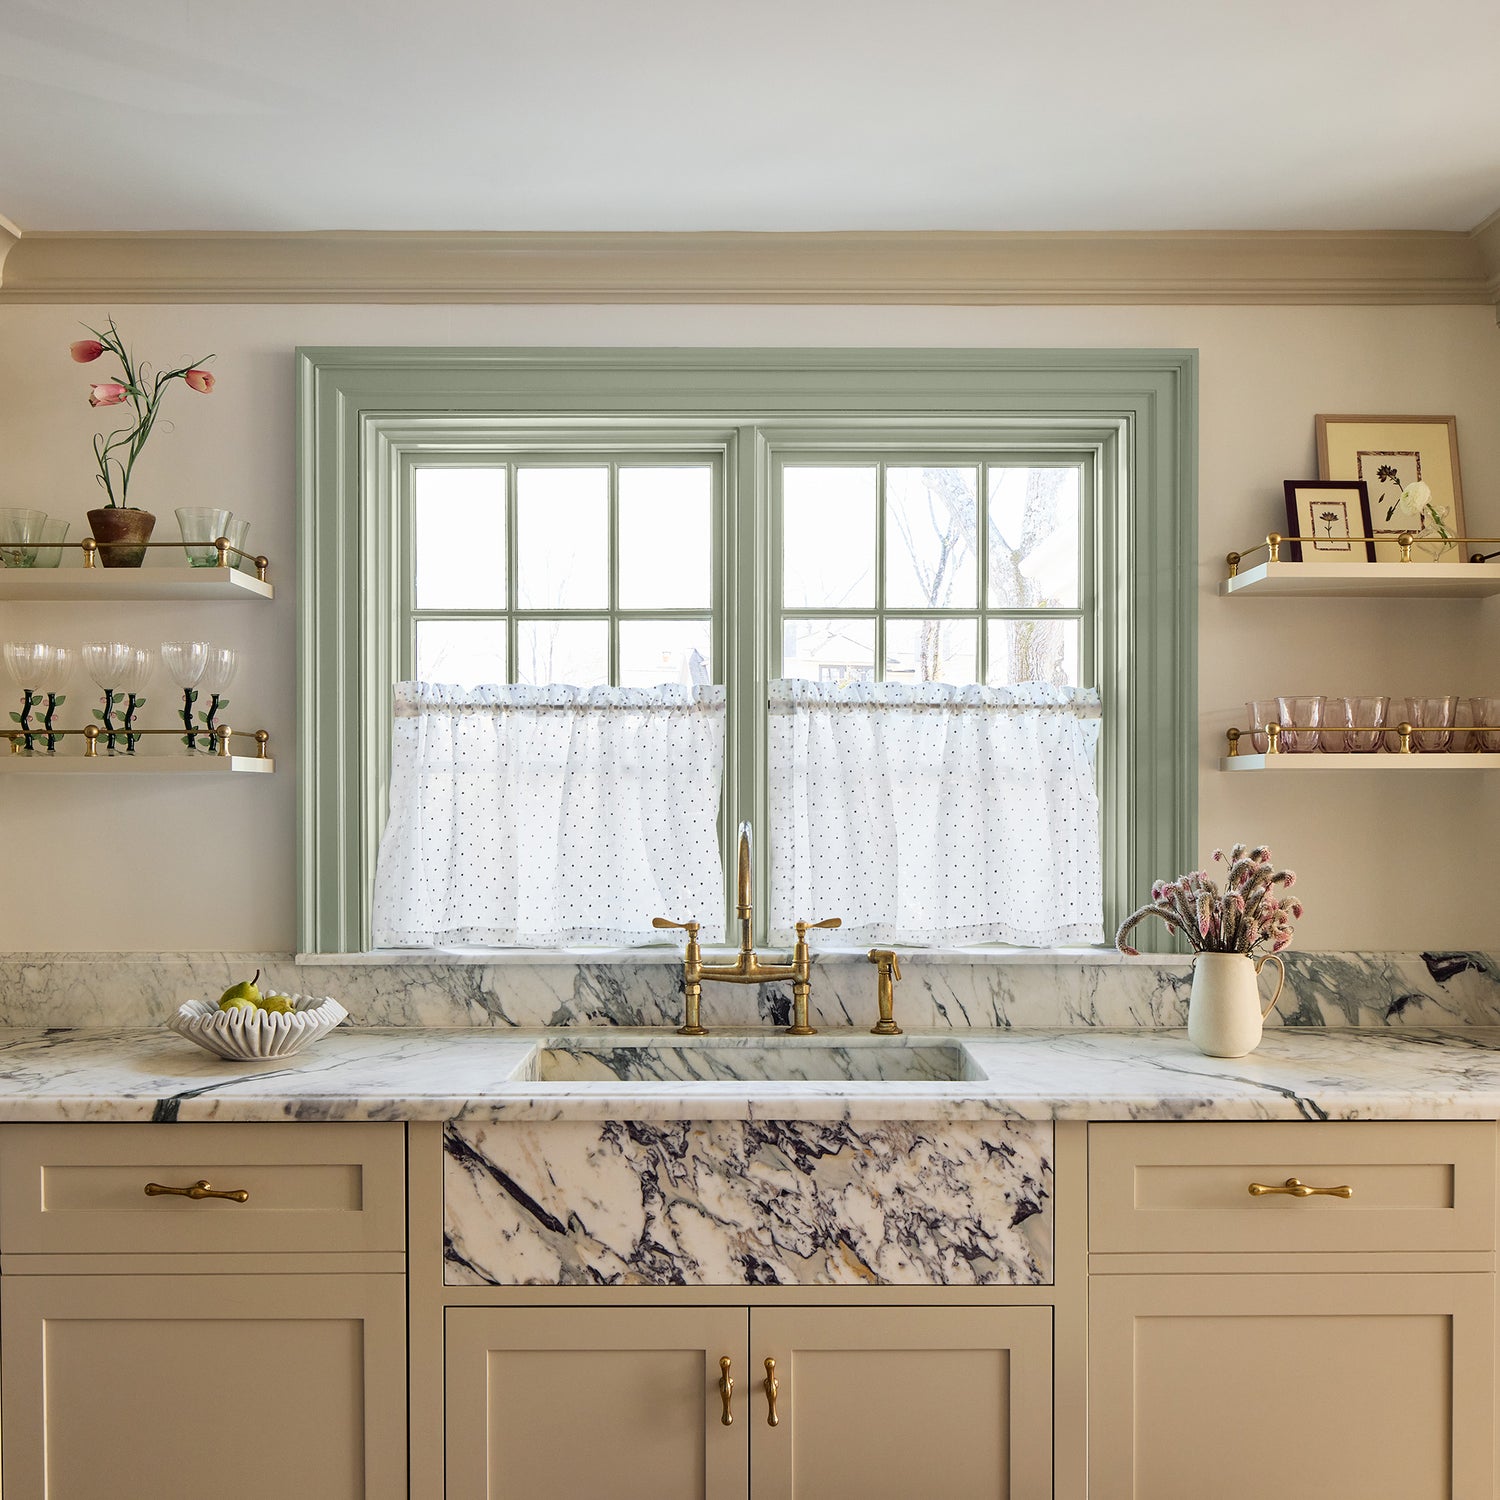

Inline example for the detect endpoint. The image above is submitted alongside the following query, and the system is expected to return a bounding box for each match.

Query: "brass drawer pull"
[1248,1177,1352,1200]
[718,1356,734,1426]
[762,1357,780,1427]
[144,1179,250,1204]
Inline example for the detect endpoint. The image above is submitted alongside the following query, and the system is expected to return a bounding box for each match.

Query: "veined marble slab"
[443,1117,1053,1287]
[5,1025,1500,1124]
[0,950,1495,1032]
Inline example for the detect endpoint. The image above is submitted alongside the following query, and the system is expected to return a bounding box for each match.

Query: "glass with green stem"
[118,648,154,753]
[4,643,52,750]
[197,647,237,742]
[161,641,209,750]
[41,647,75,752]
[82,642,135,752]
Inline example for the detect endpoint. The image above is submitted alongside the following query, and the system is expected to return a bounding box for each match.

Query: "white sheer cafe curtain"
[768,680,1103,947]
[372,683,726,947]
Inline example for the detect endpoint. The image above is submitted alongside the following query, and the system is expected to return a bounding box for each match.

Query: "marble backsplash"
[0,949,1495,1031]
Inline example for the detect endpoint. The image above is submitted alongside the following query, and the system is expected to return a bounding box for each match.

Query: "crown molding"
[1471,205,1500,321]
[0,227,1496,308]
[0,218,19,282]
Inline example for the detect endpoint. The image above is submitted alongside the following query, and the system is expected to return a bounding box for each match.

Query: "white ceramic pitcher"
[1187,952,1286,1058]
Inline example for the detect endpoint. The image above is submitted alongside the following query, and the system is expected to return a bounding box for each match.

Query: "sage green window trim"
[297,347,1197,955]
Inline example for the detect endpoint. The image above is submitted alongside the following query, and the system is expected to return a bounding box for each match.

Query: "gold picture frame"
[1316,414,1466,562]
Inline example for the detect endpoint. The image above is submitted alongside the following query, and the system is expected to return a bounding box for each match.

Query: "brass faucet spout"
[735,820,753,954]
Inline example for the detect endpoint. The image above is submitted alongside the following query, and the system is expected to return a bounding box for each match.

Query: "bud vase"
[1187,952,1286,1058]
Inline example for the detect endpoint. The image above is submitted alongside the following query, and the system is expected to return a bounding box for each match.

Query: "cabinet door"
[749,1306,1052,1500]
[1090,1273,1495,1500]
[445,1306,750,1500]
[1,1272,407,1500]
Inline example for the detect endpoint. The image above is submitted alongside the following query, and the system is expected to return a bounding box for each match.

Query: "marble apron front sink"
[524,1038,981,1085]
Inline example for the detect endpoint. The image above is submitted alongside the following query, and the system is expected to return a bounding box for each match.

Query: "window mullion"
[875,461,888,682]
[608,460,620,686]
[505,460,518,684]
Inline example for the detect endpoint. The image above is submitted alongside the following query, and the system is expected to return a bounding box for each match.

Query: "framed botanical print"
[1316,414,1467,562]
[1283,480,1376,563]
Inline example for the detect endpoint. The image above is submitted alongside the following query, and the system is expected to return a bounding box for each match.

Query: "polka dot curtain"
[372,683,726,947]
[768,680,1103,947]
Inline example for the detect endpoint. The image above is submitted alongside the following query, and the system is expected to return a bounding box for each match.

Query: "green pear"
[218,969,262,1011]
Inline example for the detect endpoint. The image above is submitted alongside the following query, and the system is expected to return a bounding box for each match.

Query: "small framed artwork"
[1282,480,1376,563]
[1316,414,1466,562]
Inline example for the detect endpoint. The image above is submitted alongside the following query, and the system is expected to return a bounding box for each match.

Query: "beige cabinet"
[445,1306,751,1500]
[1089,1272,1495,1500]
[1,1271,408,1500]
[444,1304,1051,1500]
[750,1306,1052,1500]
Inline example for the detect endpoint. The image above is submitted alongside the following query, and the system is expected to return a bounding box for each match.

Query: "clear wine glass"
[118,648,155,753]
[82,641,136,752]
[41,646,75,752]
[198,647,238,744]
[161,641,209,749]
[4,642,52,750]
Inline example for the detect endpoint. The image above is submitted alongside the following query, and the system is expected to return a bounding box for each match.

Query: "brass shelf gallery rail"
[78,536,270,582]
[1225,723,1489,756]
[1225,533,1500,576]
[7,725,271,758]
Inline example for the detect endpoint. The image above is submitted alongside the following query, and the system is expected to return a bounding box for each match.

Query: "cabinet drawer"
[0,1122,405,1257]
[1089,1121,1495,1256]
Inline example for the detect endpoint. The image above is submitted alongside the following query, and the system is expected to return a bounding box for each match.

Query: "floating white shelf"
[0,752,273,775]
[0,568,272,602]
[1221,753,1496,772]
[1219,561,1500,598]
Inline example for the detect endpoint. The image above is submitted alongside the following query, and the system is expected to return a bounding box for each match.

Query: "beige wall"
[1,302,1497,954]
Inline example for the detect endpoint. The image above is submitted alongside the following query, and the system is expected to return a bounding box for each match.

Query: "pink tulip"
[70,339,105,363]
[88,383,128,407]
[184,368,215,394]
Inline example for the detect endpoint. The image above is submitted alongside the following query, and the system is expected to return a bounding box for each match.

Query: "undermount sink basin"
[526,1040,979,1085]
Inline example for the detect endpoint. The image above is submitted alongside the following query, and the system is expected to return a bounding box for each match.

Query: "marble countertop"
[1,1025,1500,1124]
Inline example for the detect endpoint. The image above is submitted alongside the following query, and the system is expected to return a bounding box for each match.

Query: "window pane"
[516,619,609,687]
[414,467,506,610]
[618,467,712,609]
[415,620,508,687]
[516,468,608,608]
[782,467,876,608]
[885,466,978,608]
[884,619,977,684]
[782,618,875,684]
[987,618,1081,687]
[619,619,713,688]
[988,466,1081,608]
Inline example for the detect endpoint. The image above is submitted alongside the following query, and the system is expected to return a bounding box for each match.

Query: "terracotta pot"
[86,507,156,569]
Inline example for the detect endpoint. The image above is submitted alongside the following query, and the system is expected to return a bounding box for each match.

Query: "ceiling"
[3,0,1499,234]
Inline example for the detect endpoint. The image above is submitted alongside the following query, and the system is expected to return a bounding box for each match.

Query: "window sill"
[296,945,1177,968]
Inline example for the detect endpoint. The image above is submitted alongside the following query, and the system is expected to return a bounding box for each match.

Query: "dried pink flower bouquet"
[1116,844,1302,957]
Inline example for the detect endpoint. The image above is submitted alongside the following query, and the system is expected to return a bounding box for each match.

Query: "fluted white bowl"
[167,994,348,1060]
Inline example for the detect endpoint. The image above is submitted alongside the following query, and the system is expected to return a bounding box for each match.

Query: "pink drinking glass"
[1274,695,1324,753]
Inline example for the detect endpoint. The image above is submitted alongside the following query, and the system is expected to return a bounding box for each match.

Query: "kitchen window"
[297,348,1196,954]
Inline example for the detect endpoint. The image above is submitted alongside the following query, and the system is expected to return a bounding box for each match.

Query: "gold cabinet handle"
[762,1357,780,1428]
[718,1356,735,1427]
[144,1179,250,1204]
[1248,1177,1352,1199]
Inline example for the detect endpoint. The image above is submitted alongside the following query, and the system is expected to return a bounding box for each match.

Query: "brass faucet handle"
[867,949,903,1035]
[794,917,843,937]
[652,917,700,936]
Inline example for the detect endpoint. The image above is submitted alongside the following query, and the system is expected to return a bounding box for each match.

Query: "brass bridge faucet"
[654,821,840,1037]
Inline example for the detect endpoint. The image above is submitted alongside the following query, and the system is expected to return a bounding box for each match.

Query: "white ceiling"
[3,0,1500,233]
